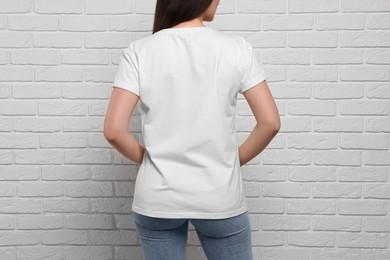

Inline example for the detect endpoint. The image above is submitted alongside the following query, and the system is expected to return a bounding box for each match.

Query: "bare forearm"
[106,132,144,165]
[238,124,279,166]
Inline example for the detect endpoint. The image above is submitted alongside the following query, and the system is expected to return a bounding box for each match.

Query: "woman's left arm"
[103,87,144,165]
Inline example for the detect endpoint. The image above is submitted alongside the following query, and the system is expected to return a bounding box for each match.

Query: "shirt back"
[112,26,267,219]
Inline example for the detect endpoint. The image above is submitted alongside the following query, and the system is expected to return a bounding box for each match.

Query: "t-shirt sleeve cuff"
[239,74,267,94]
[113,80,140,96]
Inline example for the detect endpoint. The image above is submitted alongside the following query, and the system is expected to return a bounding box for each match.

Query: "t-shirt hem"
[240,75,267,94]
[131,205,248,219]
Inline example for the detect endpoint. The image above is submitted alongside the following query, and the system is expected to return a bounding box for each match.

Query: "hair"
[152,0,212,34]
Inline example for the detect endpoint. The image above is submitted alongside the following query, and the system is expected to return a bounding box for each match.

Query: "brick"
[0,215,15,229]
[262,215,310,231]
[84,0,132,14]
[288,232,334,247]
[315,14,365,30]
[34,33,82,48]
[340,31,390,47]
[66,215,113,229]
[311,249,361,260]
[339,199,387,215]
[0,183,16,196]
[0,0,31,13]
[65,246,112,260]
[17,215,63,229]
[337,233,387,248]
[341,0,390,12]
[41,165,89,180]
[338,167,388,182]
[62,84,109,99]
[263,50,311,65]
[288,100,336,116]
[314,117,363,132]
[367,14,390,30]
[15,150,63,165]
[115,214,135,229]
[41,230,88,245]
[341,134,389,149]
[60,16,106,31]
[237,0,285,13]
[0,247,16,260]
[0,198,41,213]
[40,133,87,148]
[262,183,310,197]
[114,182,135,197]
[312,183,361,198]
[262,150,311,165]
[366,84,390,98]
[214,15,261,31]
[0,150,13,164]
[0,232,39,246]
[8,15,57,31]
[0,84,11,98]
[0,100,36,115]
[38,101,85,116]
[66,182,113,197]
[63,117,104,132]
[0,32,32,47]
[34,0,83,14]
[289,167,337,182]
[261,248,310,260]
[43,198,89,213]
[365,151,390,165]
[363,184,390,199]
[287,199,336,214]
[14,117,61,132]
[314,84,364,99]
[90,230,138,245]
[247,198,285,214]
[289,0,338,13]
[90,165,137,181]
[279,117,311,132]
[64,149,111,164]
[289,66,338,81]
[340,66,390,81]
[266,84,311,99]
[264,15,313,31]
[16,246,63,259]
[12,84,61,98]
[0,165,40,180]
[313,151,362,166]
[252,232,284,246]
[287,134,338,149]
[0,133,37,148]
[313,216,361,231]
[90,198,132,213]
[17,182,64,197]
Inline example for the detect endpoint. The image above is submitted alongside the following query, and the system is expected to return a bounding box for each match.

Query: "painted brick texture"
[0,0,389,259]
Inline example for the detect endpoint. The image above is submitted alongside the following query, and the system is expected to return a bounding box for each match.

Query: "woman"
[104,0,280,259]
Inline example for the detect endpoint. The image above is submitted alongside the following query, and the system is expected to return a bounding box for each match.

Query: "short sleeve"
[239,38,267,94]
[112,43,140,96]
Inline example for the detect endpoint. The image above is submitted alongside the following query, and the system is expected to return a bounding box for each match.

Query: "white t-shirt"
[112,26,267,219]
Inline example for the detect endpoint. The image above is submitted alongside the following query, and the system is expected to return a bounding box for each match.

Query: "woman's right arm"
[238,80,280,166]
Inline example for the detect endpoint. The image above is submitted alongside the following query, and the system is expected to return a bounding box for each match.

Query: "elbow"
[269,123,280,136]
[260,118,281,134]
[104,125,122,142]
[104,128,116,142]
[273,118,281,133]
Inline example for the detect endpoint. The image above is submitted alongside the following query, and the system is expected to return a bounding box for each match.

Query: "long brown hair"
[152,0,212,34]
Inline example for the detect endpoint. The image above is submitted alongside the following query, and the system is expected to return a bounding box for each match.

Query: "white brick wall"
[0,0,389,259]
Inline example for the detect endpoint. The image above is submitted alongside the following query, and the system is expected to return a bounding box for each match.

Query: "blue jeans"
[132,211,253,260]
